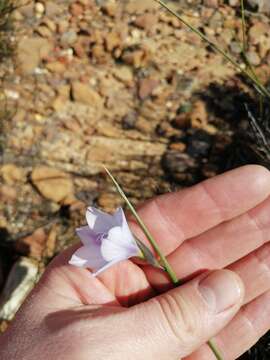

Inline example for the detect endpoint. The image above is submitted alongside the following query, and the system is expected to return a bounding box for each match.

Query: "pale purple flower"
[69,207,141,276]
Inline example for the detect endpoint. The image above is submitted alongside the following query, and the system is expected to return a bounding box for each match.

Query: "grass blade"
[103,166,180,284]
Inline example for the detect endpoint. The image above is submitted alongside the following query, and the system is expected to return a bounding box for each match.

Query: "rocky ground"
[0,0,270,358]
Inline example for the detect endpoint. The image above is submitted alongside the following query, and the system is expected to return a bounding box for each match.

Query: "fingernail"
[199,270,243,313]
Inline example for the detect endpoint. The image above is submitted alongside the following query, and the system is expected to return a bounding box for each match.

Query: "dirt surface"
[0,0,270,358]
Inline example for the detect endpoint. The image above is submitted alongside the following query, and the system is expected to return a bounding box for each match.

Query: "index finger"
[130,165,270,255]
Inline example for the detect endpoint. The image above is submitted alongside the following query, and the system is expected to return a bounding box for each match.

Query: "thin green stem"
[259,94,264,120]
[240,0,247,53]
[208,339,224,360]
[240,0,261,87]
[155,0,270,99]
[104,166,180,284]
[240,1,265,127]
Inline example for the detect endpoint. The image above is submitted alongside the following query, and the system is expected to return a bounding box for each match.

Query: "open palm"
[2,165,270,360]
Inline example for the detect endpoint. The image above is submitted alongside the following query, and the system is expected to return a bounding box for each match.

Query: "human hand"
[1,165,270,360]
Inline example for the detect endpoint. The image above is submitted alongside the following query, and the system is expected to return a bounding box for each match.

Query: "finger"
[45,244,155,306]
[39,245,119,306]
[130,165,270,255]
[144,193,270,289]
[97,260,156,306]
[147,240,270,314]
[128,270,244,359]
[228,242,270,304]
[185,290,270,360]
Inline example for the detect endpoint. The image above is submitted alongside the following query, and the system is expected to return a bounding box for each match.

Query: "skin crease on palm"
[1,166,270,360]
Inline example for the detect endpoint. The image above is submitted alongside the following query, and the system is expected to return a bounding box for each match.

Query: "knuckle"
[254,243,270,273]
[156,293,202,347]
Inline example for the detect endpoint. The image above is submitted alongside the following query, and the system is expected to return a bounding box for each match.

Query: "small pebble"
[35,2,45,16]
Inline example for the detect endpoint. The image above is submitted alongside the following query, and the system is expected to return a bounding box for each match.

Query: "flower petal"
[86,207,115,233]
[113,207,126,227]
[117,207,137,242]
[76,226,99,246]
[113,208,138,248]
[101,226,140,262]
[69,245,106,270]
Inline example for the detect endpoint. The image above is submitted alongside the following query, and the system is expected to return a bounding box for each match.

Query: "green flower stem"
[104,166,180,284]
[105,167,222,359]
[208,339,224,360]
[155,0,270,99]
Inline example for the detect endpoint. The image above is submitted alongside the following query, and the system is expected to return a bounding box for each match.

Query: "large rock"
[31,166,74,203]
[71,82,103,109]
[1,164,25,184]
[17,37,53,74]
[40,134,167,175]
[0,257,38,321]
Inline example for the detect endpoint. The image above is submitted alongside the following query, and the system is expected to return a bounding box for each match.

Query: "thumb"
[128,270,244,359]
